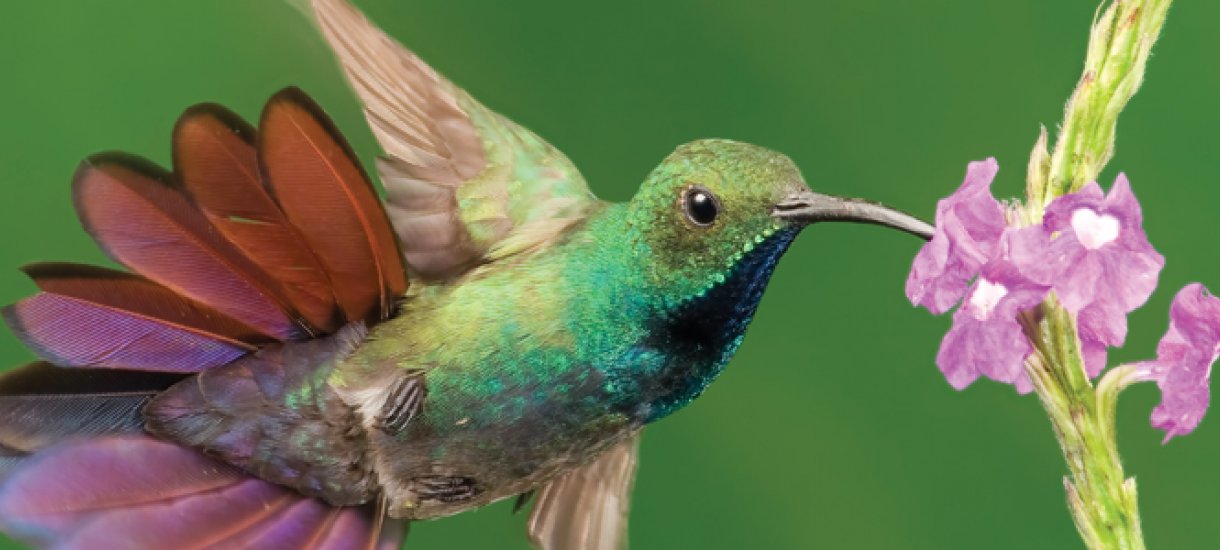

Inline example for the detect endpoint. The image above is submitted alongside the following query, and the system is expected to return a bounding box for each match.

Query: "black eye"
[683,186,720,226]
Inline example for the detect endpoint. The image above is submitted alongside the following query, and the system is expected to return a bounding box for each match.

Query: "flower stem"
[1031,306,1144,549]
[1021,1,1171,547]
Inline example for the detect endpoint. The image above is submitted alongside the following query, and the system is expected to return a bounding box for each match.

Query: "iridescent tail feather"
[0,88,408,549]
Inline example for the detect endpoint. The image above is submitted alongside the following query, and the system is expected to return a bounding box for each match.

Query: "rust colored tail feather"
[174,104,344,334]
[0,88,409,549]
[259,87,407,324]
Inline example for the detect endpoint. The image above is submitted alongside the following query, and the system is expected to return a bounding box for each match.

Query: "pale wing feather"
[310,0,598,280]
[528,433,641,550]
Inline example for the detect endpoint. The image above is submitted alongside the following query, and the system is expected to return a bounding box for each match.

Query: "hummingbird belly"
[359,348,638,519]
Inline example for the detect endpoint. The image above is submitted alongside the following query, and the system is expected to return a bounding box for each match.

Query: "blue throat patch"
[637,228,799,422]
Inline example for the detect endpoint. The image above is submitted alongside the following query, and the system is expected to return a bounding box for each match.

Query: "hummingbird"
[0,1,932,549]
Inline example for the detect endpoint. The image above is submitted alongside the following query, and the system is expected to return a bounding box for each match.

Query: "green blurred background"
[1,1,1218,548]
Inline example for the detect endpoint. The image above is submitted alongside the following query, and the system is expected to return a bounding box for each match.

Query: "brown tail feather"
[259,87,408,324]
[174,104,345,333]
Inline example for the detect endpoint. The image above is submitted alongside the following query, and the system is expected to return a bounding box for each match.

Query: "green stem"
[1026,308,1144,550]
[1021,1,1171,547]
[1096,364,1144,443]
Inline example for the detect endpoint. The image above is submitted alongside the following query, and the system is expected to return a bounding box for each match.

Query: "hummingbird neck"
[584,216,799,423]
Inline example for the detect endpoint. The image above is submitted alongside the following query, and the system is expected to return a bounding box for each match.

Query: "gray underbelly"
[372,408,635,519]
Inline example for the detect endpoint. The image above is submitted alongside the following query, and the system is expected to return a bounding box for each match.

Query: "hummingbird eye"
[683,186,720,227]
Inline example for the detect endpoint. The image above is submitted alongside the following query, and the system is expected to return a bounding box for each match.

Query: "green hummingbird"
[0,0,932,548]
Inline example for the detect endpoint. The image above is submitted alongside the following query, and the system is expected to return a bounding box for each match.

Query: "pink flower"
[1135,284,1220,442]
[907,161,1199,408]
[906,159,1006,314]
[936,261,1048,393]
[1010,176,1164,374]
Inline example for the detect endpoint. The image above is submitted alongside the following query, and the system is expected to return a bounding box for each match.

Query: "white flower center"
[969,278,1008,320]
[1070,208,1120,250]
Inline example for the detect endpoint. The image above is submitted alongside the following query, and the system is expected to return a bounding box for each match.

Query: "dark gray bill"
[771,190,933,241]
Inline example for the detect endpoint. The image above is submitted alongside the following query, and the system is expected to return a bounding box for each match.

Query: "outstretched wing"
[0,365,406,550]
[309,0,600,280]
[0,435,404,550]
[528,433,641,550]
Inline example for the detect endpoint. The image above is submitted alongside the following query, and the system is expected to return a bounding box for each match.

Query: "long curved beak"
[771,190,934,241]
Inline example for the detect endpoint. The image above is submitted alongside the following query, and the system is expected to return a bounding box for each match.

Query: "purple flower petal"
[935,261,1048,391]
[907,159,1006,314]
[1008,175,1164,376]
[1076,301,1125,377]
[1141,283,1220,442]
[1034,175,1164,320]
[1078,337,1109,380]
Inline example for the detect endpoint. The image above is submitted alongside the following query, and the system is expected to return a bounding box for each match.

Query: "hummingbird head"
[614,139,931,420]
[625,139,931,303]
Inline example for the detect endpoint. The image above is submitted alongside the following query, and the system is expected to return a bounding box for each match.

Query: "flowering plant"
[906,0,1220,548]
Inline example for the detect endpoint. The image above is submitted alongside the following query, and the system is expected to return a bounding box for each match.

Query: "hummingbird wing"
[0,364,406,550]
[1,89,409,548]
[527,432,641,550]
[309,0,600,281]
[0,435,403,550]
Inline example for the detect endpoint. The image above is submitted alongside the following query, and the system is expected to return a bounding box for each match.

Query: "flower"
[906,158,1006,314]
[1135,283,1220,442]
[936,261,1048,392]
[908,162,1171,393]
[1015,176,1164,344]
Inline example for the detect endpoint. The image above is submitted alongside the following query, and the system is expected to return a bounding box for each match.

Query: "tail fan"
[1,88,409,549]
